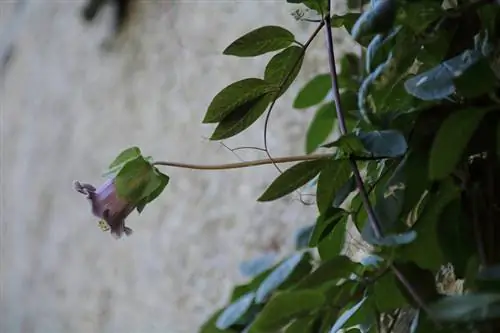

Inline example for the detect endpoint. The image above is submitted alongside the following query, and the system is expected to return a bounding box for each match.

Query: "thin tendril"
[262,20,326,175]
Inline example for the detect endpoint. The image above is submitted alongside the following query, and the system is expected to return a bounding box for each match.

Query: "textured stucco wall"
[0,1,357,332]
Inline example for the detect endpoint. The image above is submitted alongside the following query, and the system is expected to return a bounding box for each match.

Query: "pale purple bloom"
[74,179,134,239]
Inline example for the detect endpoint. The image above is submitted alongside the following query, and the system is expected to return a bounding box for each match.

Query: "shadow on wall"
[0,1,354,332]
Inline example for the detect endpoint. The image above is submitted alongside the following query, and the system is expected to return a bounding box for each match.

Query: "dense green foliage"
[100,0,500,331]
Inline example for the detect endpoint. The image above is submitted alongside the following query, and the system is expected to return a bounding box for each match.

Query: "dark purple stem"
[323,13,383,238]
[322,8,434,318]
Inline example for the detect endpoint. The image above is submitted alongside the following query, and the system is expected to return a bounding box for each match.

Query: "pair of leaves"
[203,79,276,124]
[204,44,304,140]
[109,147,169,213]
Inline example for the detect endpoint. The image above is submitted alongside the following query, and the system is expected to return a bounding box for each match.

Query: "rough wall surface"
[0,1,357,332]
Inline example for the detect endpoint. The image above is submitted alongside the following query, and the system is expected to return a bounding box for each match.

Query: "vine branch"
[323,12,383,238]
[322,5,434,319]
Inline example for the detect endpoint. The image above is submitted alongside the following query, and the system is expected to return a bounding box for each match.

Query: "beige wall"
[0,1,356,332]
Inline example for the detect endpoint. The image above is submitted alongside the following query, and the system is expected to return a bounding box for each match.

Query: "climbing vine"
[75,0,500,332]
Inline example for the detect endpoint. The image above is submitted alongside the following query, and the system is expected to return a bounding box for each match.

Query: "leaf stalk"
[152,154,388,171]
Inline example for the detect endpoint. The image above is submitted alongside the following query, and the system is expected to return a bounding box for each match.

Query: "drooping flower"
[74,179,134,239]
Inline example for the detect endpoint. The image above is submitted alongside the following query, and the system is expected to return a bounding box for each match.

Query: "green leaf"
[293,74,331,109]
[454,58,498,98]
[365,33,390,74]
[318,217,348,261]
[360,156,408,241]
[360,255,383,268]
[478,4,500,39]
[249,290,325,332]
[333,177,356,207]
[417,27,456,69]
[136,169,170,213]
[264,46,304,96]
[203,78,275,123]
[404,49,483,101]
[395,1,444,34]
[429,108,491,180]
[305,103,336,154]
[351,0,397,43]
[210,94,272,140]
[294,225,314,250]
[239,253,277,278]
[394,262,440,307]
[409,309,458,333]
[316,159,352,213]
[400,180,460,271]
[341,296,377,331]
[400,149,429,217]
[284,316,317,333]
[230,265,279,302]
[258,159,328,202]
[115,156,156,203]
[322,133,366,155]
[358,130,407,157]
[255,252,309,303]
[437,198,475,278]
[338,52,363,92]
[216,293,255,330]
[362,228,417,247]
[329,296,367,333]
[107,146,142,174]
[373,272,407,312]
[331,13,362,32]
[293,256,359,290]
[200,309,238,333]
[428,293,500,322]
[223,26,295,57]
[308,207,347,247]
